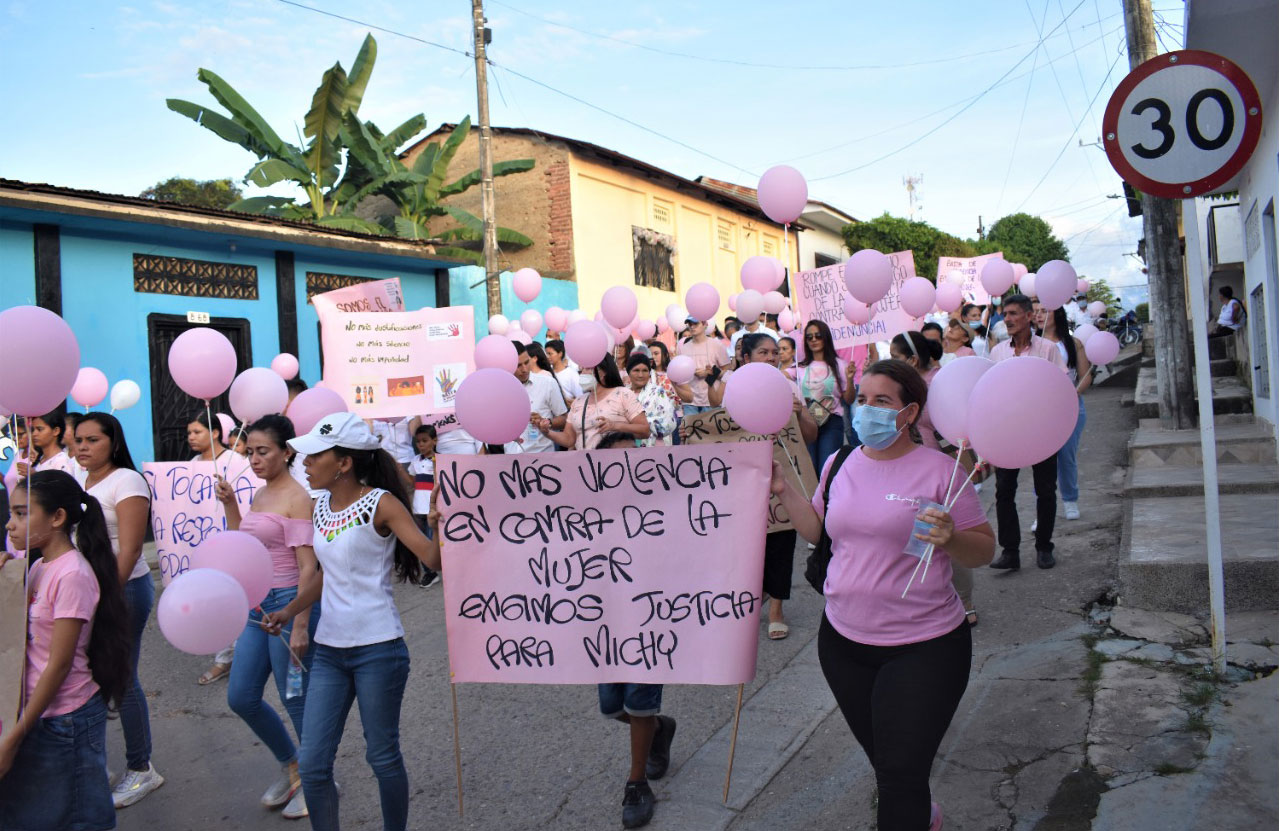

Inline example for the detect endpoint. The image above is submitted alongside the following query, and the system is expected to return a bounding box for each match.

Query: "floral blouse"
[635,380,677,446]
[654,371,685,419]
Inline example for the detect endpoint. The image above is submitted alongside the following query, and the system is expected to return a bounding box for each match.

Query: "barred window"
[133,253,258,299]
[306,271,373,302]
[717,222,734,251]
[652,200,672,227]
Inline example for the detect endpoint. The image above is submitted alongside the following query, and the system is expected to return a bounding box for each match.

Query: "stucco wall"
[1236,98,1279,428]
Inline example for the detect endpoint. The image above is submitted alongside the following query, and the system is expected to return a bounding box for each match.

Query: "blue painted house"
[0,180,578,463]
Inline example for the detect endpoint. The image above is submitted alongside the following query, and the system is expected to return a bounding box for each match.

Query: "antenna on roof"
[903,174,923,221]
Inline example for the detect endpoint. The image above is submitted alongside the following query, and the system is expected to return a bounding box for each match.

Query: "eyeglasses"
[804,333,823,340]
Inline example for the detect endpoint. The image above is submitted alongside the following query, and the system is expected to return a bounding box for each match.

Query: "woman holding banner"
[770,359,995,831]
[214,414,318,820]
[190,410,238,686]
[264,411,441,831]
[73,412,166,809]
[538,355,649,451]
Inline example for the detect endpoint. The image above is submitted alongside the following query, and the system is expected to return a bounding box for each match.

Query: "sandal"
[197,662,231,685]
[966,610,979,627]
[767,622,790,640]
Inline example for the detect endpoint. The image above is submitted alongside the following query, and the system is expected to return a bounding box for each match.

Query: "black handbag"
[803,446,855,594]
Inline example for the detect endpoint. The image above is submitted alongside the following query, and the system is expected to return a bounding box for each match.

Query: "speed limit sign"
[1103,50,1262,199]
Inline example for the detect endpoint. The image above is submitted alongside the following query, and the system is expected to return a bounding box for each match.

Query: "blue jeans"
[809,414,846,474]
[598,683,664,718]
[683,405,714,415]
[120,574,154,771]
[1057,397,1087,502]
[0,694,115,831]
[227,586,319,765]
[298,639,411,831]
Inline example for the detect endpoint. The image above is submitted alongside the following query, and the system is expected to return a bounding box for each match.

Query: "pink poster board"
[142,460,263,585]
[794,250,921,349]
[437,442,772,684]
[318,307,475,428]
[311,278,405,315]
[936,252,1005,305]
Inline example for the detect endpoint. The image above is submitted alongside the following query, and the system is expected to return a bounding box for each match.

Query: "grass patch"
[1183,683,1218,708]
[1185,712,1210,734]
[1080,646,1108,696]
[1154,762,1195,775]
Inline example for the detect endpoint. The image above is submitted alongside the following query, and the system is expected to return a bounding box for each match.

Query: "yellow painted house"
[403,125,800,325]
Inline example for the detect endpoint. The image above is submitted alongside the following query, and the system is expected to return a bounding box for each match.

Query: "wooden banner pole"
[723,683,745,804]
[451,682,464,817]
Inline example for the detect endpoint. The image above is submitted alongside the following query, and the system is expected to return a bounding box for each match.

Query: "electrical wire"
[996,0,1052,213]
[273,0,473,59]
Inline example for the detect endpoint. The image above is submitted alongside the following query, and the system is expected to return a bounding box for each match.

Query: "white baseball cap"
[288,411,382,455]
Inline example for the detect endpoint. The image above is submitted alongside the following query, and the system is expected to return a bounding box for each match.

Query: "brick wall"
[546,160,573,274]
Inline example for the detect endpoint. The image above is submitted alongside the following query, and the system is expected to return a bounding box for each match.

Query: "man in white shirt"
[515,342,568,452]
[729,313,780,352]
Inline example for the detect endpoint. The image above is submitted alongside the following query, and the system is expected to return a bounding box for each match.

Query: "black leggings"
[818,615,971,831]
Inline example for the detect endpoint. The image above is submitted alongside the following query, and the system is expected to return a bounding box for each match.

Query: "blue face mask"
[853,404,906,450]
[967,320,982,329]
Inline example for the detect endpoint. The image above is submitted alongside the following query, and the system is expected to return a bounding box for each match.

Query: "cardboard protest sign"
[679,409,817,533]
[794,250,921,349]
[311,277,405,315]
[936,252,1004,305]
[0,563,25,739]
[437,442,773,684]
[142,460,263,585]
[318,306,475,428]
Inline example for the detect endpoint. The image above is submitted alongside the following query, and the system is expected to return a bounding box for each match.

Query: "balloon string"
[902,451,985,599]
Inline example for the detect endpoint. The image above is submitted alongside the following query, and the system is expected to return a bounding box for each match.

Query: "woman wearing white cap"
[263,411,441,831]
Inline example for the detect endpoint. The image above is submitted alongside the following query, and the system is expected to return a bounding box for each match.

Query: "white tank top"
[311,489,403,648]
[1054,340,1079,384]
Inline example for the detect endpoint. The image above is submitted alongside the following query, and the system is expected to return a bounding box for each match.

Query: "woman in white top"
[189,410,241,684]
[265,412,441,831]
[73,412,166,808]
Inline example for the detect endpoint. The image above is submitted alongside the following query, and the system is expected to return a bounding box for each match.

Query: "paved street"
[107,385,1276,830]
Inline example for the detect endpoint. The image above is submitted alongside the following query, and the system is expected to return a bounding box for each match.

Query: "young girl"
[16,411,76,478]
[0,470,132,831]
[408,424,439,588]
[265,412,441,831]
[215,414,319,820]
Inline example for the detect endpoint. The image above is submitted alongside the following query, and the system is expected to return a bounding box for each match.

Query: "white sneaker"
[112,762,165,808]
[282,787,308,819]
[1064,501,1080,520]
[1030,519,1038,532]
[261,764,300,808]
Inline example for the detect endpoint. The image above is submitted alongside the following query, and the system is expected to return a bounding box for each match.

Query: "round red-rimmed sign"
[1103,50,1262,200]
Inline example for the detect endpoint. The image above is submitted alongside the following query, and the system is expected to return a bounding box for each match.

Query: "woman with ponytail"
[0,470,131,830]
[263,412,441,831]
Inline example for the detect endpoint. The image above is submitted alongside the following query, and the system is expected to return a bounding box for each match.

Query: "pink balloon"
[1011,263,1029,281]
[844,249,894,304]
[843,294,875,325]
[723,363,794,434]
[506,319,523,337]
[544,306,568,333]
[0,305,81,416]
[601,286,639,330]
[736,289,765,322]
[474,334,519,373]
[757,165,808,225]
[685,282,721,322]
[216,413,236,444]
[1020,273,1037,298]
[190,530,273,607]
[1085,331,1120,365]
[666,355,696,385]
[1077,279,1091,295]
[778,309,796,331]
[665,304,687,333]
[1087,301,1107,318]
[71,367,109,409]
[935,282,964,313]
[632,319,657,341]
[967,357,1078,469]
[727,293,738,312]
[1074,323,1099,343]
[168,327,237,402]
[928,356,995,445]
[512,268,542,303]
[157,568,249,655]
[488,314,510,336]
[285,387,348,435]
[741,256,785,293]
[229,367,289,423]
[899,277,936,318]
[567,309,588,326]
[565,320,609,368]
[656,315,671,334]
[1035,260,1077,310]
[980,259,1016,297]
[520,308,544,336]
[455,368,530,444]
[270,353,299,380]
[513,330,533,346]
[763,291,787,315]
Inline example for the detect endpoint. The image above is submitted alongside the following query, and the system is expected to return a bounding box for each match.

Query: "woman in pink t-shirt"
[215,414,318,819]
[0,470,130,830]
[771,359,995,831]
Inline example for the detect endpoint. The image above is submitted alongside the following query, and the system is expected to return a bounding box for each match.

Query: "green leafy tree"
[841,213,978,281]
[1084,276,1122,317]
[1134,301,1149,323]
[140,177,242,210]
[985,213,1070,271]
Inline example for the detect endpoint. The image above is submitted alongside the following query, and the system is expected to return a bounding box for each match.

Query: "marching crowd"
[0,289,1102,831]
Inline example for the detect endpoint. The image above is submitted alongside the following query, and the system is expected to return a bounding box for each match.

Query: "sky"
[0,0,1190,306]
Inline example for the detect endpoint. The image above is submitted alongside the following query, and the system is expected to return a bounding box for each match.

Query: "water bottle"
[285,661,303,699]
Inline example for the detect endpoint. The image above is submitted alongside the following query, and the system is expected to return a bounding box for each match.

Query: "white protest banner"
[794,250,921,349]
[936,252,1005,305]
[437,442,773,684]
[142,461,262,585]
[311,277,405,315]
[318,306,475,427]
[680,409,817,533]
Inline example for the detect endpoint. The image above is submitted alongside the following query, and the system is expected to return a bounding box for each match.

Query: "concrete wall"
[798,225,847,271]
[1236,98,1279,429]
[0,222,35,308]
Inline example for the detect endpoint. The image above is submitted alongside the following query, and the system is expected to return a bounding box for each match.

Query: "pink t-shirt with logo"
[813,445,986,646]
[677,338,731,407]
[25,549,101,716]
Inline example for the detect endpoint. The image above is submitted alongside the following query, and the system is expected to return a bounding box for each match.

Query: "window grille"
[133,253,258,299]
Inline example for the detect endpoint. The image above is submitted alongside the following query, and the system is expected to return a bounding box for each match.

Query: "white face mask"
[578,373,597,393]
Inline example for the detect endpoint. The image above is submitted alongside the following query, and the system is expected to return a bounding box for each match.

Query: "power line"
[273,0,473,59]
[996,0,1052,214]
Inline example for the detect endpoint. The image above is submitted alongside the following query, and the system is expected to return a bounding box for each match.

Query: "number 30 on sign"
[1103,50,1262,200]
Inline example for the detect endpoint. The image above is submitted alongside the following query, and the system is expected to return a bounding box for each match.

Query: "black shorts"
[763,530,797,600]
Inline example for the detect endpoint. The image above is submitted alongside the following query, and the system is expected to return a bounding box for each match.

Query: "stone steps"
[1128,366,1253,417]
[1128,417,1278,468]
[1124,463,1278,497]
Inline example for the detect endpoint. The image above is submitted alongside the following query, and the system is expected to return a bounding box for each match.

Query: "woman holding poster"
[770,360,995,831]
[538,355,649,450]
[264,411,441,831]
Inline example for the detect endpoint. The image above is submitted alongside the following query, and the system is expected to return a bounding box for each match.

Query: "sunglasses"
[804,332,823,340]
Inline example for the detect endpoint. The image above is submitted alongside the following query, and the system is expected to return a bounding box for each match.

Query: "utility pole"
[1122,0,1195,428]
[976,215,985,241]
[472,0,501,318]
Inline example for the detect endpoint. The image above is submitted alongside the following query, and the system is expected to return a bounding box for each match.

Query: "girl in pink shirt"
[0,470,130,830]
[771,359,995,831]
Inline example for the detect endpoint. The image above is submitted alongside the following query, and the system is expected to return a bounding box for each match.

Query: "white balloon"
[110,379,142,412]
[946,269,966,285]
[488,314,510,336]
